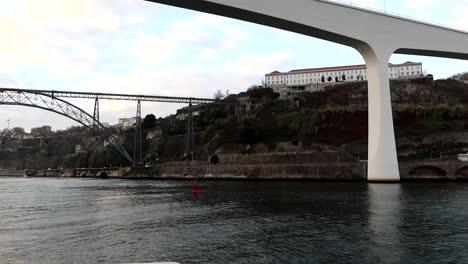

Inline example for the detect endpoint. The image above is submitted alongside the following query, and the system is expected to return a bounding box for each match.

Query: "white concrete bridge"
[145,0,468,181]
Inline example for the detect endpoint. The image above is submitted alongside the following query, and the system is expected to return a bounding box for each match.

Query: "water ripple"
[1,179,468,263]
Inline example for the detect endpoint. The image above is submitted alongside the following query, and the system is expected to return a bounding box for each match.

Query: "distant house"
[175,112,188,121]
[175,105,204,121]
[238,94,253,113]
[118,117,140,129]
[146,128,162,140]
[101,122,110,128]
[237,88,280,114]
[75,144,85,154]
[11,133,34,140]
[458,153,468,162]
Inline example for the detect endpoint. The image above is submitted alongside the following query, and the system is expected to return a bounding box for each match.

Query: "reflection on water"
[1,178,468,264]
[368,184,402,263]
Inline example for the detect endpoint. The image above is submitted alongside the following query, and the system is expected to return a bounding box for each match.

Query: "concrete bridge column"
[361,46,400,182]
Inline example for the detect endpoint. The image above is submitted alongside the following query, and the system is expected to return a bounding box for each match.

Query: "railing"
[319,0,468,33]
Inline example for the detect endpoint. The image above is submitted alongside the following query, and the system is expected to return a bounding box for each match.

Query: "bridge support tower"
[93,97,100,129]
[185,99,195,164]
[361,47,400,181]
[133,100,143,166]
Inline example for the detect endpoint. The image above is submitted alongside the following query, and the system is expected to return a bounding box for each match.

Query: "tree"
[214,89,225,100]
[142,114,157,130]
[342,74,346,81]
[327,76,332,82]
[335,76,339,82]
[1,128,11,136]
[321,76,325,83]
[11,127,25,135]
[31,125,52,137]
[247,85,259,91]
[451,72,468,81]
[239,115,261,144]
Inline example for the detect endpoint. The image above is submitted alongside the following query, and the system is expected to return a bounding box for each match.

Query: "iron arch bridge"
[0,88,133,163]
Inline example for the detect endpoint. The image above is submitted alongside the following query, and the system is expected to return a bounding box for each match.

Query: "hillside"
[155,77,468,162]
[1,77,468,170]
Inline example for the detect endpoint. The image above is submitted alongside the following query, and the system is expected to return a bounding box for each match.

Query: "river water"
[1,178,468,264]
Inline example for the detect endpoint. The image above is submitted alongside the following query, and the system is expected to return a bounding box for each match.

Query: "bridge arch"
[0,89,133,163]
[409,166,446,178]
[455,166,468,178]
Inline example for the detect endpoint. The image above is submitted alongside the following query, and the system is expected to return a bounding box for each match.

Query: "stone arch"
[409,166,446,178]
[455,166,468,178]
[99,171,109,178]
[209,154,219,164]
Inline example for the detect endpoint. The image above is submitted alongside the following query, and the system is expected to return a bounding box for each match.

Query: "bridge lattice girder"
[0,89,133,163]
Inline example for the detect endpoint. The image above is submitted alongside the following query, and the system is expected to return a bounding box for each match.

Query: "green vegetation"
[239,115,262,144]
[451,72,468,82]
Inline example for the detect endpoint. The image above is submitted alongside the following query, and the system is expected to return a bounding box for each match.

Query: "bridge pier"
[362,47,400,182]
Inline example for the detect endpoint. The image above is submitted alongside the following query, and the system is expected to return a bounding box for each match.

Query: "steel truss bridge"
[0,88,238,165]
[5,88,237,104]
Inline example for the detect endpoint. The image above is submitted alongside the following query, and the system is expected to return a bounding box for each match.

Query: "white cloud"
[68,50,293,122]
[0,0,152,77]
[134,13,251,64]
[0,78,20,88]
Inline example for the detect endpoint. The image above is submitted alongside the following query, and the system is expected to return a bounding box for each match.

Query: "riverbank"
[2,159,468,181]
[0,169,24,177]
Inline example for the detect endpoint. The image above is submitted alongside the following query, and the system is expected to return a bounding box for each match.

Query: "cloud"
[69,51,293,121]
[133,14,240,64]
[0,78,20,88]
[0,0,152,77]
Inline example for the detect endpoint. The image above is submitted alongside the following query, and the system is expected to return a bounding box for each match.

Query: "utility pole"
[6,119,10,129]
[133,100,143,167]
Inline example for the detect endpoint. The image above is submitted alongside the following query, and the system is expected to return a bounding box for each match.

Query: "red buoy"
[192,179,199,195]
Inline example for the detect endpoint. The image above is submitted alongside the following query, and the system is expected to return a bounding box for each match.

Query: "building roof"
[401,61,422,65]
[265,61,421,76]
[267,70,282,75]
[288,64,366,74]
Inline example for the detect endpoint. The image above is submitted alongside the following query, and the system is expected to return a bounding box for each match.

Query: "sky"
[0,0,467,131]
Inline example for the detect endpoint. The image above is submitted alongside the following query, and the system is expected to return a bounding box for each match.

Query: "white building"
[75,144,85,154]
[265,61,423,98]
[118,117,140,129]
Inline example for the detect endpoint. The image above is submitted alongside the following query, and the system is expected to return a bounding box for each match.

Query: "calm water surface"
[1,178,468,264]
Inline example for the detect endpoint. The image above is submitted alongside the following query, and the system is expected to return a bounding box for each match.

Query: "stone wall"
[214,151,354,165]
[159,162,365,180]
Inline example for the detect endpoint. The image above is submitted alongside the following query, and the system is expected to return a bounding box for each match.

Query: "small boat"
[458,153,468,162]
